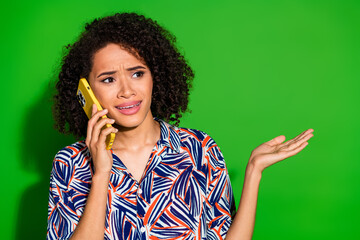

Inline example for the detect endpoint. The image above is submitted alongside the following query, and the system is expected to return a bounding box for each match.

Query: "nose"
[117,76,136,99]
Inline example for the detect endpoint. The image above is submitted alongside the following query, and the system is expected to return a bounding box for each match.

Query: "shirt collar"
[154,117,181,153]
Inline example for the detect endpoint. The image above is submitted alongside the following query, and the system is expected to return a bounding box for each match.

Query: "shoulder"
[51,141,90,182]
[178,126,227,169]
[54,140,89,164]
[157,118,225,163]
[177,126,219,150]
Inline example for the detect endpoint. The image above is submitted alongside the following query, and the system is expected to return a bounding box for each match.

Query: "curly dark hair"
[53,12,194,139]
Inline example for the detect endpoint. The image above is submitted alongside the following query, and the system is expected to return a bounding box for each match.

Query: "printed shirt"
[47,119,235,240]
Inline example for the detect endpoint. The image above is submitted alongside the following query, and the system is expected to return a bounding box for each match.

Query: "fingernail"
[110,119,115,123]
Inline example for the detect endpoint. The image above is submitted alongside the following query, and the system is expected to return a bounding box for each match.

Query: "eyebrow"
[96,66,146,78]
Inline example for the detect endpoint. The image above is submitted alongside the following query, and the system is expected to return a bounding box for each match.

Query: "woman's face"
[88,43,154,129]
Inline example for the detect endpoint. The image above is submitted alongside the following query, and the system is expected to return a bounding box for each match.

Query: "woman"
[47,13,313,240]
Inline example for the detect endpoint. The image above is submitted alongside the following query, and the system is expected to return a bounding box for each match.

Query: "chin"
[115,118,142,129]
[112,111,152,130]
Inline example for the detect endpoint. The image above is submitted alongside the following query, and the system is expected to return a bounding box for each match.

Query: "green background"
[1,0,359,239]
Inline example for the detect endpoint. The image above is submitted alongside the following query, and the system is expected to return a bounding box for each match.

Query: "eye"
[101,77,115,83]
[132,71,144,78]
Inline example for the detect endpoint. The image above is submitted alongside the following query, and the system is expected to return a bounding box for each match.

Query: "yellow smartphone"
[77,78,115,150]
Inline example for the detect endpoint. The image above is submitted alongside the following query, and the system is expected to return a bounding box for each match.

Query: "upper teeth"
[118,102,141,109]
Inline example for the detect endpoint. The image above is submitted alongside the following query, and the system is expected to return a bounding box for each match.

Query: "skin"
[69,43,314,240]
[70,43,161,239]
[225,129,313,240]
[86,43,160,182]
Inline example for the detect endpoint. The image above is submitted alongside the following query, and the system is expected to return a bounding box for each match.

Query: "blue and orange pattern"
[47,119,235,239]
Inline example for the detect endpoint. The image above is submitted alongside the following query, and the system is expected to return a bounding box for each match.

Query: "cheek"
[147,80,154,96]
[92,88,104,102]
[93,88,115,107]
[139,79,153,99]
[148,83,153,96]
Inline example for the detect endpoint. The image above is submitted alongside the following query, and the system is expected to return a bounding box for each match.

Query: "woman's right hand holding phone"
[70,104,118,239]
[85,104,118,176]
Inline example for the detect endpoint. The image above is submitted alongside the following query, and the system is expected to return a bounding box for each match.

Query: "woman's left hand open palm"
[249,129,314,172]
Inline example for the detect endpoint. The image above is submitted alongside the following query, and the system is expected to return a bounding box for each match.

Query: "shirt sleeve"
[47,150,79,240]
[205,136,235,240]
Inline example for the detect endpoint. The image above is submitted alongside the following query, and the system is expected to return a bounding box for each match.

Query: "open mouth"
[116,101,141,110]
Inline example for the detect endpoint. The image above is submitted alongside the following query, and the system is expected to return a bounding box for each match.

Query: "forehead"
[91,43,145,71]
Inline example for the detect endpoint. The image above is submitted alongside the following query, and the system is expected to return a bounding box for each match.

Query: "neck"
[111,113,160,151]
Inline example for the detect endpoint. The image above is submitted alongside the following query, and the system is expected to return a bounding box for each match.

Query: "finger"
[281,129,314,147]
[283,141,310,158]
[86,108,108,146]
[90,117,116,147]
[260,140,310,168]
[293,129,314,143]
[267,135,286,147]
[294,129,314,145]
[281,129,307,146]
[98,126,118,149]
[284,132,313,152]
[86,105,99,146]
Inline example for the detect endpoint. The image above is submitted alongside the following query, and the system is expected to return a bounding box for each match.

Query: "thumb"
[267,135,286,146]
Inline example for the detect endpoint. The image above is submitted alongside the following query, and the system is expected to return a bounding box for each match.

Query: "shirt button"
[140,226,146,232]
[138,188,143,194]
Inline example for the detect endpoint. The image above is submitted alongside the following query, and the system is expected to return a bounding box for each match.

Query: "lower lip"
[116,102,141,115]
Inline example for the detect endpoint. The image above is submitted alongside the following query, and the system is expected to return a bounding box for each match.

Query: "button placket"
[140,224,148,240]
